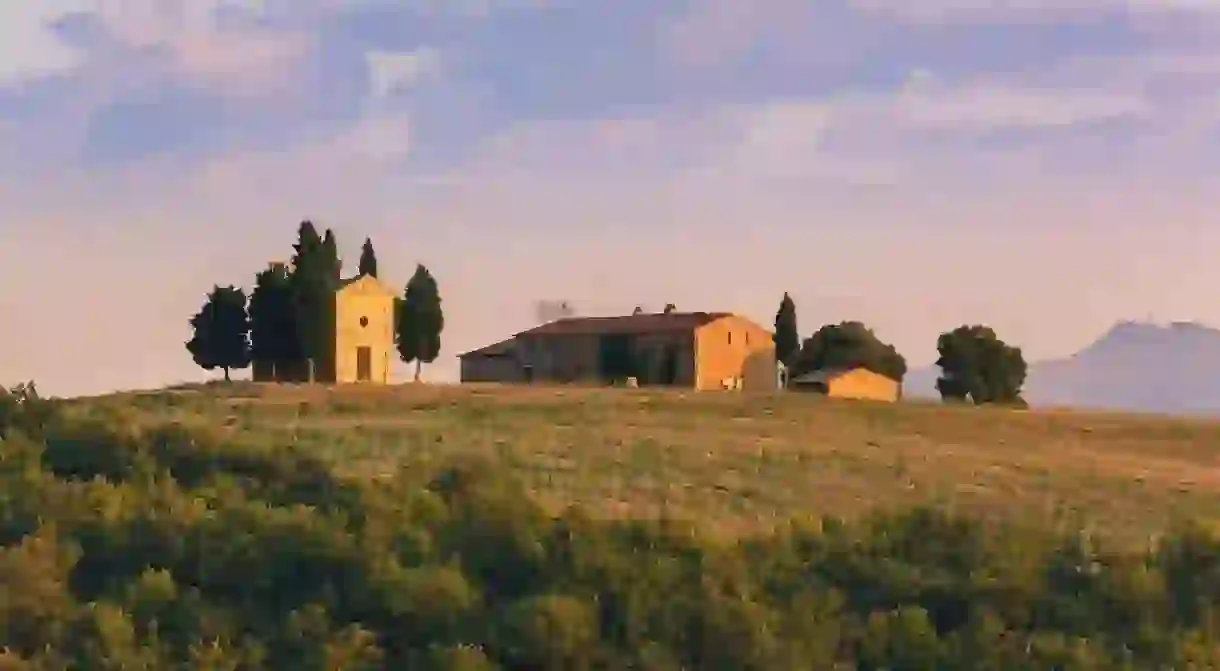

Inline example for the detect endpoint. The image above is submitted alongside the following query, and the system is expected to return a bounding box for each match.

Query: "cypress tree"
[288,221,331,380]
[774,292,800,367]
[321,228,342,280]
[395,264,444,382]
[248,263,301,380]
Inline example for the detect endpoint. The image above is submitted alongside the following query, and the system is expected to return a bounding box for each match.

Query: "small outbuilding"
[788,366,901,402]
[458,338,524,383]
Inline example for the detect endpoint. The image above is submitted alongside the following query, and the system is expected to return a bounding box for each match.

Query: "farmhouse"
[253,272,397,384]
[460,311,780,390]
[789,366,901,402]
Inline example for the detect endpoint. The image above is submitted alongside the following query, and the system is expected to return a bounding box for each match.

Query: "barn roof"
[517,312,732,337]
[458,338,518,358]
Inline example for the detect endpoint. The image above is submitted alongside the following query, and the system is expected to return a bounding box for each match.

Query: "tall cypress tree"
[248,263,301,380]
[186,286,251,382]
[396,264,444,382]
[358,237,378,278]
[288,221,331,379]
[321,228,342,281]
[774,292,800,368]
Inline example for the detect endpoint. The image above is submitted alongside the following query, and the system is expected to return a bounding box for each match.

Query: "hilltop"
[68,381,1220,545]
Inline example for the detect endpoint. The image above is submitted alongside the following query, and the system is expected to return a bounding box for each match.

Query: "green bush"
[3,384,1220,668]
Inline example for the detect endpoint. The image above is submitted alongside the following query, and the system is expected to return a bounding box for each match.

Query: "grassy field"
[67,382,1220,545]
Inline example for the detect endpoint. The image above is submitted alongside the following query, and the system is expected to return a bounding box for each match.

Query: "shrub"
[0,403,1219,668]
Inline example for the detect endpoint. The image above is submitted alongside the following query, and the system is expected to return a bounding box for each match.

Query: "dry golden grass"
[72,381,1220,544]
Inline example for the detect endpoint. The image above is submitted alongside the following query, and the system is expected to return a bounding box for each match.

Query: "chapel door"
[356,346,372,382]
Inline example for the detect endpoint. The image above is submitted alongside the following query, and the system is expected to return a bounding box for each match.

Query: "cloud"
[474,70,1153,192]
[0,6,88,82]
[660,0,885,70]
[889,74,1149,130]
[168,30,313,97]
[366,47,442,102]
[14,3,313,96]
[659,0,1220,83]
[0,6,381,170]
[850,0,1220,24]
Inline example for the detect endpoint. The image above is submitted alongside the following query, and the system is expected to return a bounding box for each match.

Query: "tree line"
[773,292,1028,405]
[185,222,445,382]
[3,390,1220,668]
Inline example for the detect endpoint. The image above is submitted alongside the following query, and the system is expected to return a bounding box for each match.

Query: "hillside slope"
[71,382,1220,545]
[9,383,1220,668]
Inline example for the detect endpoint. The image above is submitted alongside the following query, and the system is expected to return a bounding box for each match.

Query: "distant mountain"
[903,321,1220,415]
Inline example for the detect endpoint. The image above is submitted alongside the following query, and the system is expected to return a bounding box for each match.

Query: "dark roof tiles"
[517,312,731,337]
[458,338,518,358]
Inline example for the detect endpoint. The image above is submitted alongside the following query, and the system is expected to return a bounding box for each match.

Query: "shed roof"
[517,312,732,337]
[790,367,881,385]
[458,338,518,358]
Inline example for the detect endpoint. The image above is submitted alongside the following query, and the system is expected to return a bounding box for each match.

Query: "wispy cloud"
[850,0,1220,24]
[0,6,88,82]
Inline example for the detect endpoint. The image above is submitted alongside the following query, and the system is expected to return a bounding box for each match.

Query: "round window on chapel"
[359,316,369,327]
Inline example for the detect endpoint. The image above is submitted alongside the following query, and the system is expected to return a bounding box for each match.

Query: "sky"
[3,0,1220,396]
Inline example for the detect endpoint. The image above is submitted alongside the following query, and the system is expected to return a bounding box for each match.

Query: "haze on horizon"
[2,1,1219,398]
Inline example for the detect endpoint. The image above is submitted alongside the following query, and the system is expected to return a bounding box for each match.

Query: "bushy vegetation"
[936,324,1028,405]
[773,293,1028,404]
[5,386,1220,668]
[791,321,908,383]
[185,286,251,382]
